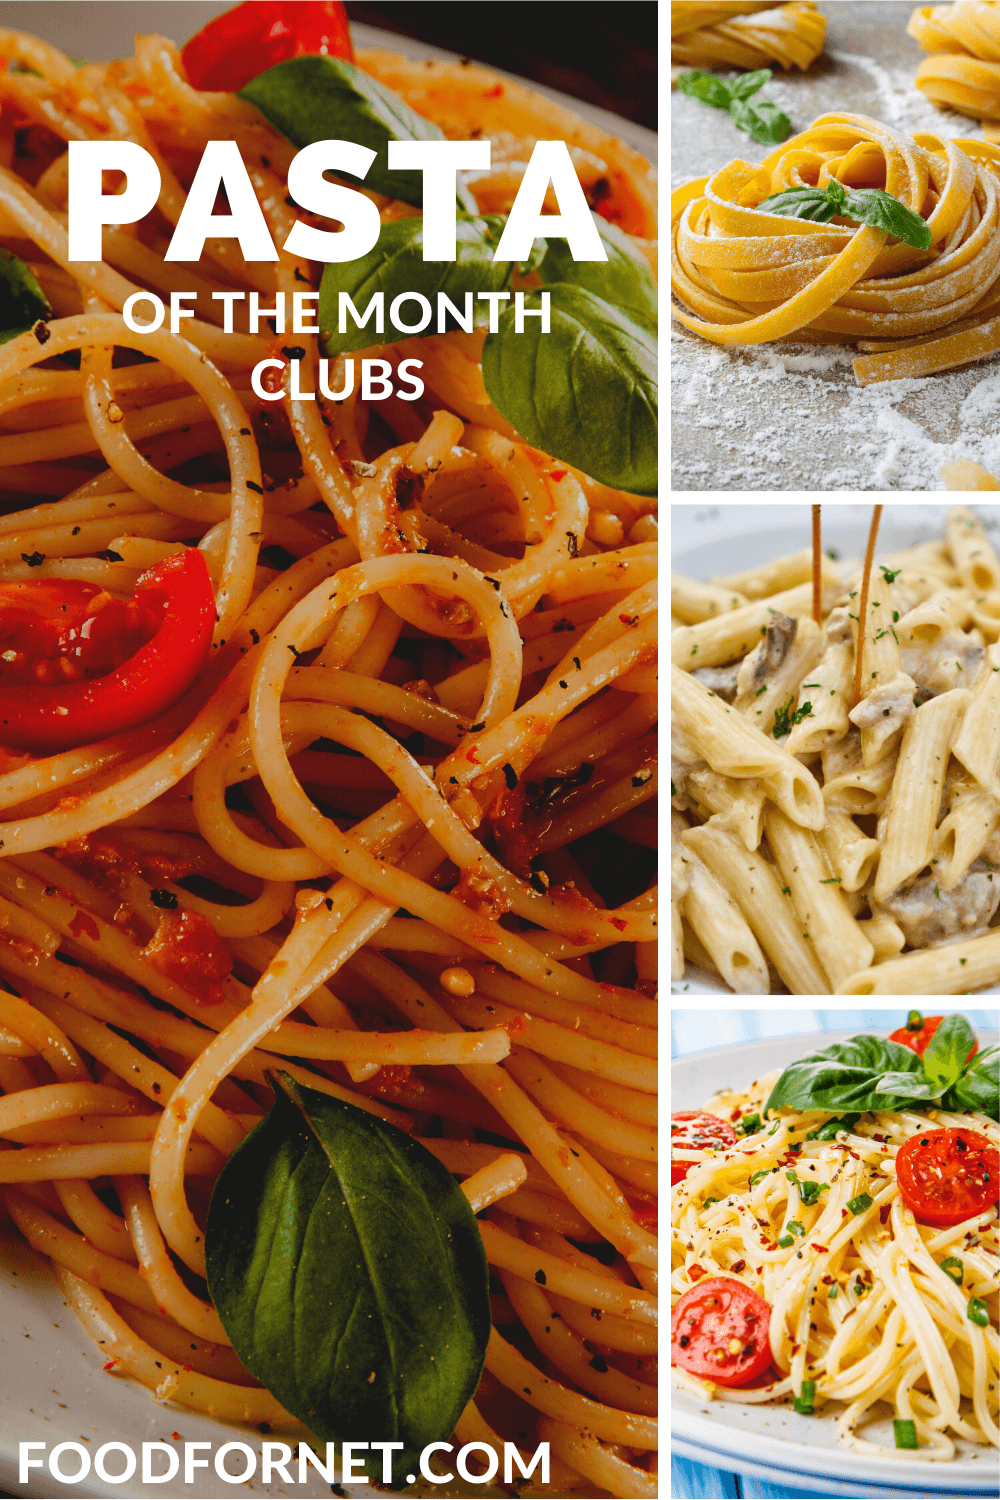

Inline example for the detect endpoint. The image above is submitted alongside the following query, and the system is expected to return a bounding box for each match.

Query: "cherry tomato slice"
[0,578,159,688]
[0,550,215,755]
[182,1,353,93]
[888,1015,978,1065]
[672,1110,738,1186]
[895,1127,999,1228]
[672,1277,773,1387]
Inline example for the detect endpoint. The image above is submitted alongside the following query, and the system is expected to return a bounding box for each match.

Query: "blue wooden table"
[670,1006,996,1500]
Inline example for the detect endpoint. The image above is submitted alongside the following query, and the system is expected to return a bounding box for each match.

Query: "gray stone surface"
[671,1,1000,492]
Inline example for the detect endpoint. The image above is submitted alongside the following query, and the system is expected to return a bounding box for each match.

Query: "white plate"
[0,16,652,1500]
[671,1029,1000,1496]
[672,503,1000,996]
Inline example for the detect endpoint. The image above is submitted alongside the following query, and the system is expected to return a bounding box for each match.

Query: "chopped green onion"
[806,1114,859,1141]
[827,1285,837,1299]
[777,1234,793,1247]
[750,1168,773,1188]
[905,1010,923,1031]
[786,1220,804,1236]
[940,1257,963,1286]
[847,1193,873,1215]
[739,1113,762,1136]
[793,1380,816,1415]
[893,1419,919,1450]
[703,1197,720,1207]
[785,1170,829,1206]
[967,1296,989,1327]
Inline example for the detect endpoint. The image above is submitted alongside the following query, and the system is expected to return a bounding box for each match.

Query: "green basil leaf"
[874,1070,939,1101]
[839,186,932,250]
[729,68,773,102]
[764,1034,925,1115]
[536,215,657,332]
[676,70,734,110]
[729,98,792,146]
[205,1073,490,1476]
[239,56,473,209]
[943,1042,999,1117]
[758,187,837,223]
[318,213,513,355]
[482,283,657,496]
[922,1013,976,1094]
[0,249,52,346]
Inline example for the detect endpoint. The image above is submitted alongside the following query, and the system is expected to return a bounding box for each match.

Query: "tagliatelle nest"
[909,1,1000,139]
[671,111,1000,384]
[671,0,826,71]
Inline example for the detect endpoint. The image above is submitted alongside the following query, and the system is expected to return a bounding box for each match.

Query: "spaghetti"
[671,1023,999,1462]
[0,14,658,1497]
[671,112,1000,384]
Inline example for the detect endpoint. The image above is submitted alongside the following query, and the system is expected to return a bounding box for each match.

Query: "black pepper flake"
[534,1270,546,1285]
[32,320,50,344]
[294,266,309,282]
[250,629,260,645]
[503,763,518,790]
[239,427,252,436]
[149,890,178,910]
[246,480,264,494]
[71,527,81,536]
[21,551,45,567]
[566,530,579,558]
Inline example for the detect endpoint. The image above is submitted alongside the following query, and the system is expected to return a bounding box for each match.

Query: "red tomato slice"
[0,550,215,755]
[671,1111,738,1186]
[888,1015,978,1065]
[182,1,353,93]
[0,578,160,688]
[895,1128,999,1228]
[672,1277,773,1387]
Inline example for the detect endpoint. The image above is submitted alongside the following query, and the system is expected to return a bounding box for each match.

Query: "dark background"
[2,1,657,131]
[345,2,658,128]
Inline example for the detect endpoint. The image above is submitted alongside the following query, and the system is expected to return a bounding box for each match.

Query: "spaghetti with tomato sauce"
[0,4,657,1496]
[672,1022,998,1462]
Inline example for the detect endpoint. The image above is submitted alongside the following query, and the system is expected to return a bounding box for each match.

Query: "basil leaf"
[318,213,513,355]
[0,249,51,346]
[874,1070,939,1101]
[239,56,473,209]
[840,186,932,250]
[205,1073,490,1476]
[758,187,837,223]
[729,98,792,146]
[764,1034,925,1115]
[730,69,773,102]
[536,215,657,333]
[676,70,734,109]
[922,1013,976,1094]
[943,1042,999,1117]
[482,283,657,496]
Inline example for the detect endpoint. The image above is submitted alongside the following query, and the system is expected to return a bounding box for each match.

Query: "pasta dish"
[672,505,1000,995]
[671,112,1000,385]
[0,5,658,1496]
[671,1014,999,1462]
